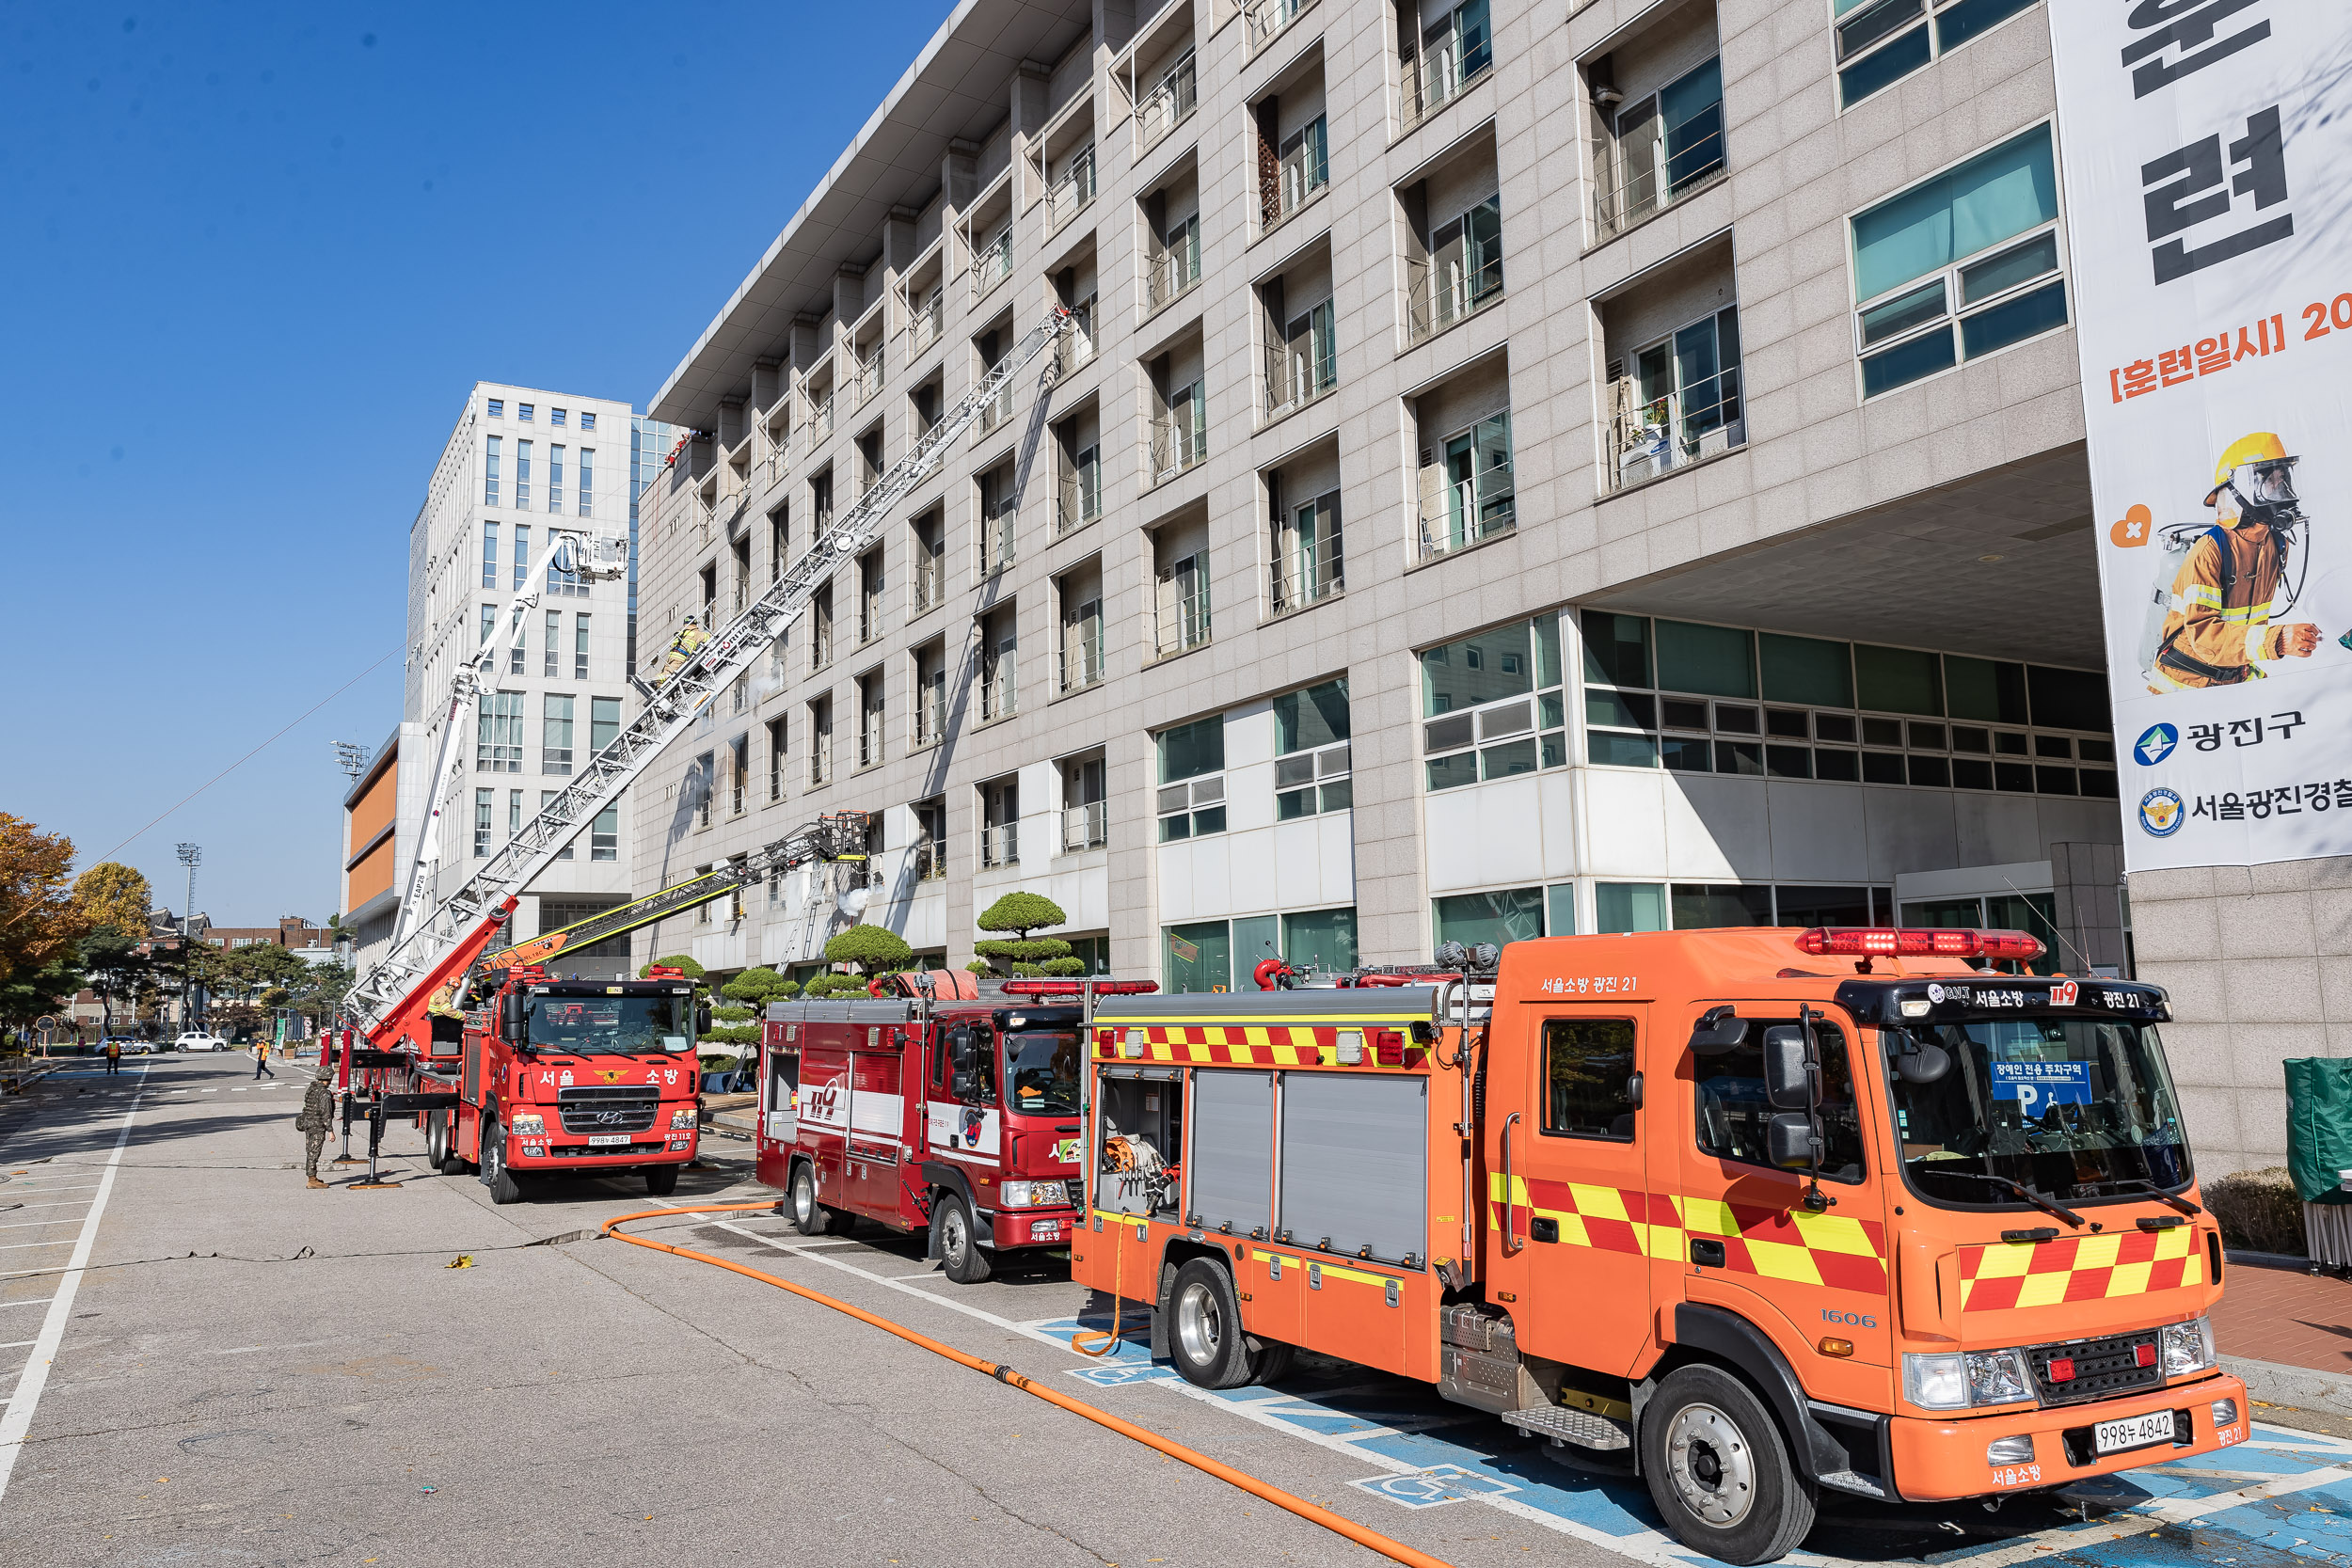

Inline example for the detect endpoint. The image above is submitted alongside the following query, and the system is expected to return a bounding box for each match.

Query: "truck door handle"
[1530,1216,1559,1243]
[1691,1239,1726,1269]
[1501,1112,1522,1253]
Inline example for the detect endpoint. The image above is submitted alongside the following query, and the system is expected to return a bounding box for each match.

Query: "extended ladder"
[342,306,1074,1034]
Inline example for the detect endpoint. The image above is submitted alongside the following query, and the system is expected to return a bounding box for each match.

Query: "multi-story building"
[396,383,672,979]
[633,0,2306,1169]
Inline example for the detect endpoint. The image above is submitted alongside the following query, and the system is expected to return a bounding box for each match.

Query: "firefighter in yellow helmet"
[2148,433,2320,691]
[659,614,707,680]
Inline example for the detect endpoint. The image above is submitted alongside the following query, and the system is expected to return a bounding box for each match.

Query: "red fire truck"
[754,977,1152,1280]
[1074,928,2245,1564]
[384,960,707,1204]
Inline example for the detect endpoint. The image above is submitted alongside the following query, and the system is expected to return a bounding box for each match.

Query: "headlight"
[508,1111,546,1135]
[1000,1180,1069,1208]
[2161,1316,2217,1375]
[1903,1348,2034,1410]
[670,1107,697,1129]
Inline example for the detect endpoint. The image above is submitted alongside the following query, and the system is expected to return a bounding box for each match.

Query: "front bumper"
[989,1207,1079,1249]
[509,1132,695,1167]
[1890,1372,2248,1499]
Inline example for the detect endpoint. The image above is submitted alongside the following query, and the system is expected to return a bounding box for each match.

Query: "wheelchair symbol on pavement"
[1349,1465,1521,1509]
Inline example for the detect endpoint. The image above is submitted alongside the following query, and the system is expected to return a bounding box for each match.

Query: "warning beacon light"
[1794,927,2044,962]
[999,978,1160,998]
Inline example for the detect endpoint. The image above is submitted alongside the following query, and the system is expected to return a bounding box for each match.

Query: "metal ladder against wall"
[342,307,1075,1035]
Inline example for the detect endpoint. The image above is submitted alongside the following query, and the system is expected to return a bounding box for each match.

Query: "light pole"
[177,843,200,1033]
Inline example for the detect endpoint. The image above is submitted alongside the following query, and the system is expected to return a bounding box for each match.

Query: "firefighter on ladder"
[632,614,707,701]
[2149,432,2322,691]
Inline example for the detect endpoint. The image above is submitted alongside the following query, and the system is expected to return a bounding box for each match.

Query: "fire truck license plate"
[586,1134,629,1147]
[2093,1411,2176,1454]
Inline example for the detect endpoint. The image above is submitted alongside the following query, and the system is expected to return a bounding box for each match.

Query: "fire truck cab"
[1074,929,2246,1564]
[755,984,1132,1281]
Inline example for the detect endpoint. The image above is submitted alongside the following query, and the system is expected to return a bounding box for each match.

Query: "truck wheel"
[787,1163,832,1236]
[937,1193,993,1284]
[1251,1338,1297,1384]
[481,1121,525,1207]
[437,1117,470,1178]
[644,1165,679,1197]
[1640,1364,1815,1566]
[1168,1258,1257,1389]
[423,1112,445,1168]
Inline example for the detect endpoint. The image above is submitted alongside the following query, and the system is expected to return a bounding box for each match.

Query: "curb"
[2223,1354,2352,1427]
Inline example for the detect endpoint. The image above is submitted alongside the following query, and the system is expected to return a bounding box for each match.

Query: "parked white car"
[172,1032,230,1053]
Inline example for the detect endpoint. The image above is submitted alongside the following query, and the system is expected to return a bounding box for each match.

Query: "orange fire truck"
[1073,927,2245,1564]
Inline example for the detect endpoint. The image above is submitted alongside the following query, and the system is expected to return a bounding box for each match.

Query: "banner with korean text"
[2051,5,2352,869]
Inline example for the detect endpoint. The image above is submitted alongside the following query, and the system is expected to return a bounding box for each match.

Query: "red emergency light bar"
[999,979,1161,997]
[1795,927,2045,961]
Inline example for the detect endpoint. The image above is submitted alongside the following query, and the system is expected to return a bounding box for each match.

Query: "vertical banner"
[2051,6,2352,869]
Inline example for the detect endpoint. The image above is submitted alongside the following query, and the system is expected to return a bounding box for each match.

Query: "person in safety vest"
[2149,432,2321,690]
[660,615,706,680]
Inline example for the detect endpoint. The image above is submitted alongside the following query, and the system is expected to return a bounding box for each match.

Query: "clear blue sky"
[0,2,957,926]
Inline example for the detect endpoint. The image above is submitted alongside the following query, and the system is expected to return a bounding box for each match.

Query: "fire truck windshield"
[1883,1017,2191,1209]
[527,995,693,1054]
[1004,1030,1081,1117]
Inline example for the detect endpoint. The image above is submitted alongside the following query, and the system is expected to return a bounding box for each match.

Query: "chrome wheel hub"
[1174,1282,1223,1367]
[1665,1402,1755,1527]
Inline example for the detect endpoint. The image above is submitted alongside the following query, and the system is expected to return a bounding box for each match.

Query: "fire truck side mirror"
[1761,1025,1815,1112]
[946,1024,979,1099]
[1689,1007,1748,1054]
[1892,1037,1953,1085]
[696,1001,713,1035]
[501,990,528,1042]
[1766,1113,1820,1171]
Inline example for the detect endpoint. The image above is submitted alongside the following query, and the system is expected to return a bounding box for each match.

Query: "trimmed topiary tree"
[707,965,798,1046]
[973,892,1075,978]
[825,924,915,975]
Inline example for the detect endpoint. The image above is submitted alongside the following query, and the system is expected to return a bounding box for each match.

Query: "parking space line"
[0,1240,75,1250]
[0,1089,141,1505]
[0,1298,57,1309]
[0,1220,88,1231]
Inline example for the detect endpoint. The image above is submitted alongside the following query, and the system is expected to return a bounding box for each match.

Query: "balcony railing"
[1154,583,1210,657]
[1136,52,1198,152]
[1063,800,1107,851]
[913,550,945,613]
[914,689,946,747]
[1147,247,1200,315]
[979,504,1016,577]
[1263,348,1336,421]
[1269,546,1343,615]
[914,838,946,881]
[1047,150,1096,233]
[1406,252,1504,342]
[850,344,884,411]
[1417,477,1518,562]
[1606,368,1745,491]
[1151,411,1206,483]
[1399,29,1492,131]
[803,390,835,451]
[859,718,882,769]
[1061,629,1104,691]
[1245,0,1307,53]
[907,290,944,356]
[980,663,1017,722]
[981,821,1019,868]
[1592,114,1726,242]
[808,737,832,787]
[1057,470,1102,535]
[971,226,1013,302]
[976,376,1013,438]
[1263,129,1327,231]
[1055,311,1096,375]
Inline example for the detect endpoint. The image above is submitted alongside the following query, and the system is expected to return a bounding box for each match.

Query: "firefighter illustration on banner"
[2126,433,2322,693]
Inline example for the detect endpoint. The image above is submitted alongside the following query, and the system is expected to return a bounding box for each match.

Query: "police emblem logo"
[2139,787,2185,837]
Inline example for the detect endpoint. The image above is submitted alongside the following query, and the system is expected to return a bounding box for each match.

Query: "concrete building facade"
[398,383,662,979]
[631,0,2322,1172]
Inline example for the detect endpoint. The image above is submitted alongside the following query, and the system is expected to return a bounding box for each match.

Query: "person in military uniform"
[296,1064,335,1190]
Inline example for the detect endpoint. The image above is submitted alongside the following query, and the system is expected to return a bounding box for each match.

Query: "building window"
[1281,907,1358,975]
[543,694,575,774]
[1577,610,2117,796]
[1432,886,1548,950]
[1421,413,1515,560]
[914,798,947,881]
[1059,441,1102,534]
[980,612,1017,721]
[590,695,620,752]
[1150,212,1202,313]
[474,788,493,857]
[551,407,567,427]
[1401,0,1492,129]
[1836,0,2040,109]
[1060,588,1104,691]
[508,789,524,839]
[730,735,749,816]
[484,437,501,508]
[977,466,1017,578]
[1422,615,1565,789]
[578,447,594,518]
[1152,379,1208,483]
[541,792,574,860]
[580,411,596,432]
[509,610,527,676]
[694,752,714,829]
[1268,298,1337,418]
[480,522,500,590]
[512,524,531,591]
[1270,487,1343,613]
[544,610,561,677]
[1413,197,1503,341]
[575,614,591,681]
[486,399,504,419]
[1267,115,1328,230]
[591,804,618,861]
[515,442,532,510]
[1611,306,1744,486]
[808,699,832,786]
[519,404,534,422]
[548,443,565,515]
[766,716,787,800]
[1597,57,1724,239]
[1062,752,1107,850]
[1153,548,1211,656]
[1851,124,2065,398]
[858,676,885,770]
[477,691,523,772]
[1136,48,1198,150]
[480,604,497,648]
[979,775,1020,867]
[1275,678,1352,817]
[1156,715,1226,840]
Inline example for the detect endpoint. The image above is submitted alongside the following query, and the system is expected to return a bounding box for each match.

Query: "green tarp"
[2284,1057,2352,1204]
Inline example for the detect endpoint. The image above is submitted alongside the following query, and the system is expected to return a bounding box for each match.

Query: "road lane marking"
[0,1088,140,1505]
[0,1298,58,1308]
[0,1220,88,1231]
[0,1240,75,1250]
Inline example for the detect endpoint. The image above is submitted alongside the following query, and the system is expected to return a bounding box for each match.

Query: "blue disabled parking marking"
[1350,1464,1521,1509]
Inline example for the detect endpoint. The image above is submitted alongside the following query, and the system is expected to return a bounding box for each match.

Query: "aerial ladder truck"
[329,307,1076,1199]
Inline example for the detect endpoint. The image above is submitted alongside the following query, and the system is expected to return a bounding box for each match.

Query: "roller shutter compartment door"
[1279,1073,1427,1262]
[1189,1069,1276,1237]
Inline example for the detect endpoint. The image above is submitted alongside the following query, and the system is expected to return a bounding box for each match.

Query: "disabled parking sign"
[1991,1060,2091,1114]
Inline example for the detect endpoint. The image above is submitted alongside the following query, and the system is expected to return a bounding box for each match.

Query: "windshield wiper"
[2081,1177,2201,1216]
[1925,1168,2086,1228]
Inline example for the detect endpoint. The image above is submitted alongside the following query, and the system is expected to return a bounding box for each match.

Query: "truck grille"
[555,1085,660,1134]
[2027,1332,2162,1406]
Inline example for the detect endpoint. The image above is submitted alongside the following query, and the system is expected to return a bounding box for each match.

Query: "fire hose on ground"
[600,1201,1458,1568]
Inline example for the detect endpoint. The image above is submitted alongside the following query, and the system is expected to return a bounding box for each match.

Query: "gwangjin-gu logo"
[2139,787,2185,837]
[2135,723,2178,767]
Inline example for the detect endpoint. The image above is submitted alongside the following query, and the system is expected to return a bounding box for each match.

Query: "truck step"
[1502,1403,1632,1451]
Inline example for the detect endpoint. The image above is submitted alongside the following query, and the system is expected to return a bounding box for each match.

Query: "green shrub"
[701,1023,761,1046]
[2205,1166,2306,1255]
[1039,957,1088,976]
[639,955,706,980]
[976,892,1067,939]
[825,924,914,974]
[710,1005,755,1024]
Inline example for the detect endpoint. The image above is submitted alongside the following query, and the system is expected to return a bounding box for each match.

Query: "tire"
[1252,1338,1297,1384]
[1167,1258,1257,1389]
[936,1192,993,1284]
[788,1163,833,1236]
[1640,1364,1816,1566]
[644,1165,679,1197]
[480,1119,524,1207]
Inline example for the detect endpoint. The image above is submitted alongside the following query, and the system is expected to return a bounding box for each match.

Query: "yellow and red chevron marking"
[1957,1225,2201,1311]
[1089,1022,1427,1069]
[1485,1174,1889,1291]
